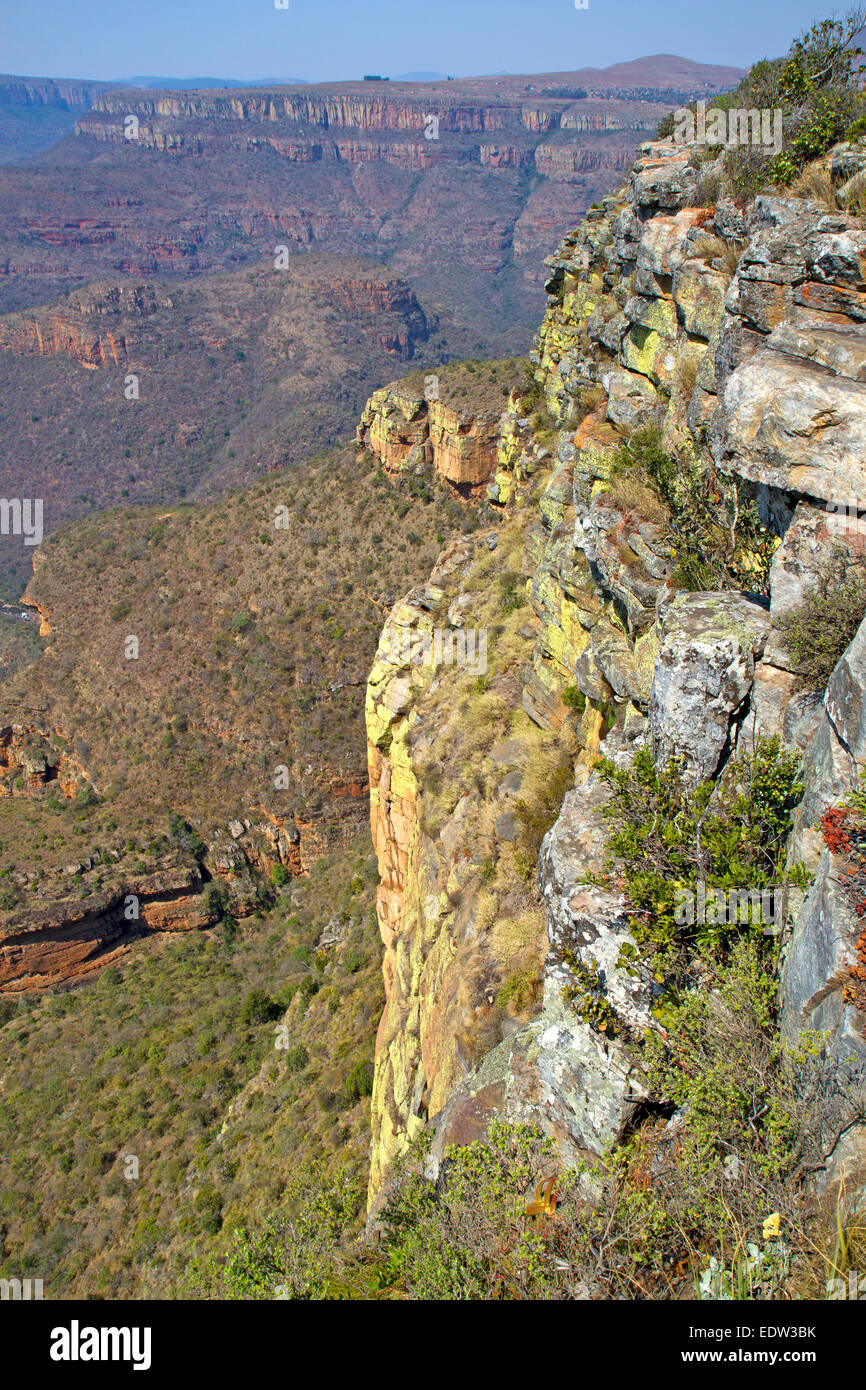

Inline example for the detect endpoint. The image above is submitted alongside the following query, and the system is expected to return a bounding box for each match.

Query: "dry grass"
[842,171,866,218]
[790,158,838,209]
[579,384,606,414]
[675,350,700,404]
[599,471,669,525]
[790,158,866,223]
[692,230,743,280]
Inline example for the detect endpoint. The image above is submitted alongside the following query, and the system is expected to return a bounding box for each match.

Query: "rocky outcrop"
[0,76,112,111]
[650,591,770,780]
[0,283,169,366]
[365,132,866,1204]
[0,698,363,992]
[357,368,529,491]
[0,857,211,993]
[779,614,866,1180]
[0,797,346,994]
[0,721,90,798]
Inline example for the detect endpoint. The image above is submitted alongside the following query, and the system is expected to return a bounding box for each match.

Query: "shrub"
[655,111,675,139]
[240,989,281,1027]
[202,881,230,921]
[721,15,866,193]
[561,685,586,714]
[592,736,805,981]
[379,1121,563,1299]
[167,811,205,859]
[297,974,320,1007]
[776,553,866,692]
[343,945,365,974]
[342,1058,374,1104]
[194,1184,223,1235]
[284,1043,308,1073]
[611,426,774,594]
[212,1167,363,1298]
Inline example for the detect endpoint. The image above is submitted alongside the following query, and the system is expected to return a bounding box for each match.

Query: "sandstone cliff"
[364,135,866,1203]
[356,360,531,491]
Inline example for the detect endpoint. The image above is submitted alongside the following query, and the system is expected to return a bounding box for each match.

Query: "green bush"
[284,1043,308,1073]
[776,554,866,692]
[297,974,320,1007]
[202,881,230,921]
[167,811,205,859]
[342,1059,374,1104]
[343,945,365,974]
[561,685,586,714]
[212,1167,363,1299]
[240,990,281,1027]
[194,1185,223,1236]
[725,15,865,192]
[612,427,774,594]
[379,1122,562,1299]
[592,736,804,981]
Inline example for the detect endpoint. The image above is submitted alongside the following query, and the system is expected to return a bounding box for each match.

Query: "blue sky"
[0,0,840,83]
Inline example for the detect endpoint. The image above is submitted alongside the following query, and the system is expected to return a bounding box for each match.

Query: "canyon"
[5,37,866,1299]
[0,58,739,603]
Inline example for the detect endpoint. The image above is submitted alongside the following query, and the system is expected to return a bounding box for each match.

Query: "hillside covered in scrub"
[3,13,866,1301]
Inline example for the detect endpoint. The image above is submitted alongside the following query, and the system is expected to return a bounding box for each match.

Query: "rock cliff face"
[0,807,339,993]
[0,76,117,164]
[0,256,437,600]
[364,136,866,1202]
[0,698,357,993]
[356,363,530,491]
[77,87,661,169]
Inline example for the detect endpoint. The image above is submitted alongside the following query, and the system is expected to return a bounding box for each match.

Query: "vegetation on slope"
[0,832,382,1298]
[0,443,482,875]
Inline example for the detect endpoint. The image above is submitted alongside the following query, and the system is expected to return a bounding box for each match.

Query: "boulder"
[780,848,866,1186]
[717,349,866,503]
[650,591,770,780]
[603,367,659,431]
[673,257,728,339]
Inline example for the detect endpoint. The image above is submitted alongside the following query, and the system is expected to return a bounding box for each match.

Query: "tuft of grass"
[790,157,838,208]
[776,553,866,692]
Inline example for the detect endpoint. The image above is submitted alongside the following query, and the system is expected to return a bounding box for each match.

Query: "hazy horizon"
[0,0,835,85]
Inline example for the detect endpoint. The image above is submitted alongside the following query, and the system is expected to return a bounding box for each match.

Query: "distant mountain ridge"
[124,76,309,90]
